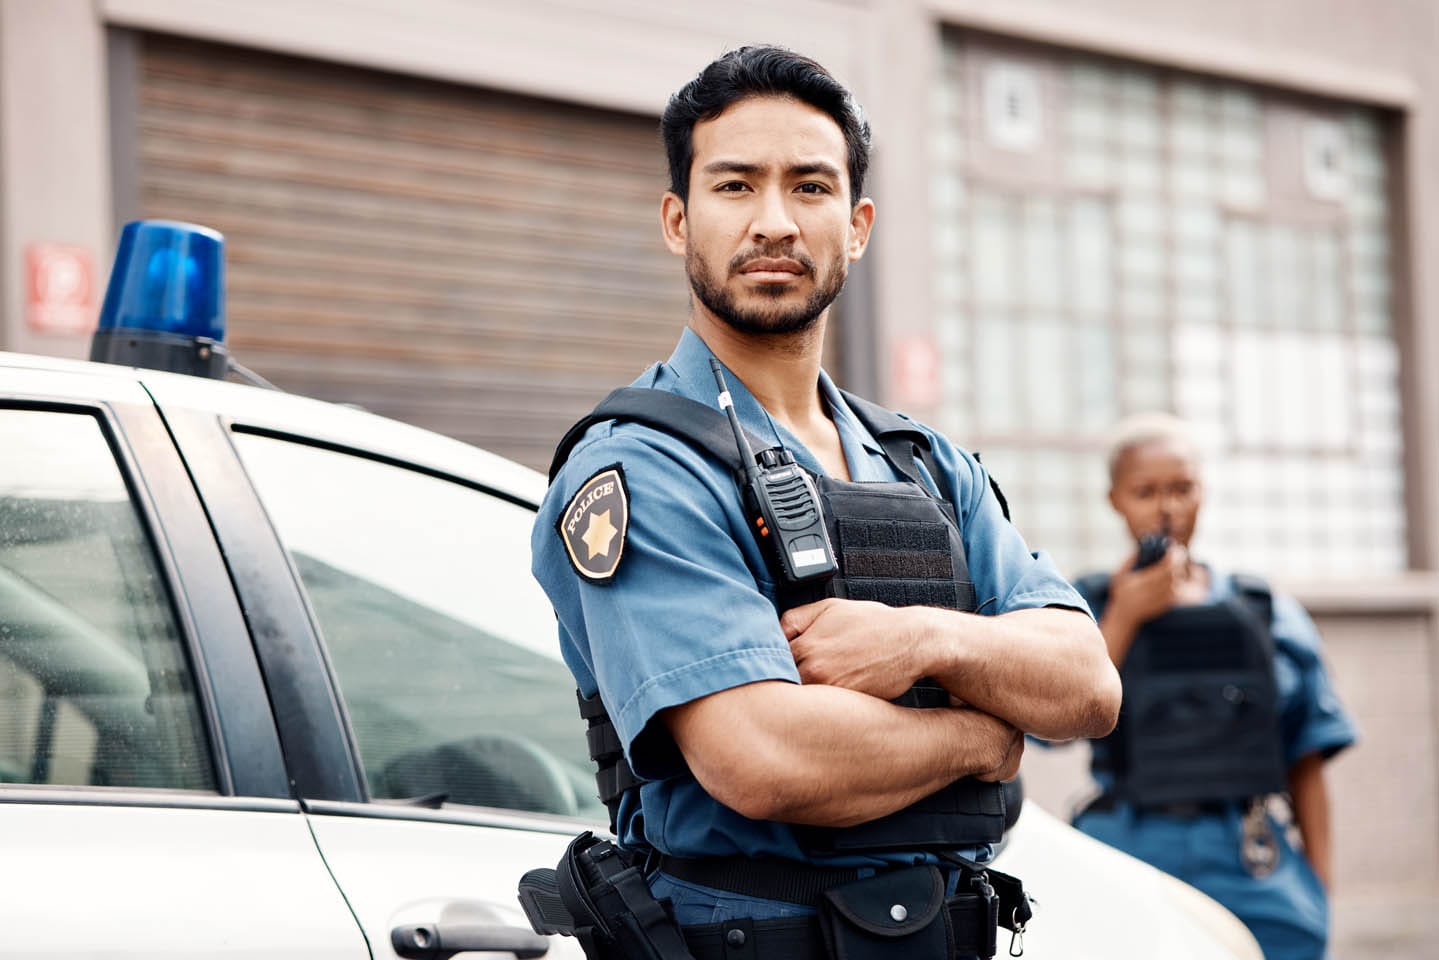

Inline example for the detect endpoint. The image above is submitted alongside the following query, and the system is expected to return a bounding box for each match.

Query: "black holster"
[518,832,696,960]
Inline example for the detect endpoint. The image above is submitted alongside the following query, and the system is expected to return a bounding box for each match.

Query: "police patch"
[557,464,629,585]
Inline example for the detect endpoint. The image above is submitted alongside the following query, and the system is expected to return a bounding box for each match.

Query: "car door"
[0,365,365,960]
[159,395,592,960]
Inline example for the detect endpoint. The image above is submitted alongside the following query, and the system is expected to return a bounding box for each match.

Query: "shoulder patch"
[557,463,629,585]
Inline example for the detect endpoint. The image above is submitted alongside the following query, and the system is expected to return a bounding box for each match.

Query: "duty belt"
[1079,793,1282,879]
[1083,793,1249,819]
[658,854,1032,958]
[680,909,1004,960]
[522,835,1031,960]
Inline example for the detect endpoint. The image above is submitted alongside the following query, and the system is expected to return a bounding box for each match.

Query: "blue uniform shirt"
[533,328,1089,866]
[1073,567,1357,960]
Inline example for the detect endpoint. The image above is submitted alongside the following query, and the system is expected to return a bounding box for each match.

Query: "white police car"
[0,222,1258,960]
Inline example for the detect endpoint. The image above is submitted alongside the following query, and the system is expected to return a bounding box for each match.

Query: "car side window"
[0,409,215,790]
[232,433,602,820]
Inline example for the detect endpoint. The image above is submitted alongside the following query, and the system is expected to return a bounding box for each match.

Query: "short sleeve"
[1271,592,1358,766]
[925,436,1093,619]
[531,427,799,780]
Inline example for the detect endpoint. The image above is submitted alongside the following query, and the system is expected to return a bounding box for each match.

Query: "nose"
[1157,495,1179,528]
[750,186,799,243]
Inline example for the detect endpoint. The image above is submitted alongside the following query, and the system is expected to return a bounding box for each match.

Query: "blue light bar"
[90,220,230,379]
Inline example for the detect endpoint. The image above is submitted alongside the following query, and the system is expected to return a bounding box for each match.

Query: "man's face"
[661,95,873,336]
[1108,440,1204,547]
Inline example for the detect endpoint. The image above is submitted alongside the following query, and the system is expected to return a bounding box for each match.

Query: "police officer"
[531,46,1121,960]
[1070,413,1356,960]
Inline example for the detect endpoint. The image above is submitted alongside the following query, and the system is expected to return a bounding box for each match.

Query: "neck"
[688,307,830,431]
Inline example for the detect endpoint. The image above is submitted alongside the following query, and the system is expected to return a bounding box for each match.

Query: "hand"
[965,710,1024,782]
[782,598,927,701]
[1106,544,1186,627]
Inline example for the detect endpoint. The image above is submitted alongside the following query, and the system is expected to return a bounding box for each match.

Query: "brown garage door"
[133,34,688,470]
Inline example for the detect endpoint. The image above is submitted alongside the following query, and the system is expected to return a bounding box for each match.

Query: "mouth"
[737,257,807,283]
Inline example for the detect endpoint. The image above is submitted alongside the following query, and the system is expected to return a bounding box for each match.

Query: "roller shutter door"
[135,34,688,469]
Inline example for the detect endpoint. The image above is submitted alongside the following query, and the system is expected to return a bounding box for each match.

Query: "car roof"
[0,351,546,507]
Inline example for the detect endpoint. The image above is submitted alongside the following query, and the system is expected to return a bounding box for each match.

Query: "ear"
[846,198,876,262]
[1107,487,1120,513]
[661,192,688,256]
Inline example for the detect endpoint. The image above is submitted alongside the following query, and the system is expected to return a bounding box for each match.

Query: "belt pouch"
[817,866,951,960]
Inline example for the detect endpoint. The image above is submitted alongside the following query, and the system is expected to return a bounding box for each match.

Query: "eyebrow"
[790,162,843,180]
[700,160,844,180]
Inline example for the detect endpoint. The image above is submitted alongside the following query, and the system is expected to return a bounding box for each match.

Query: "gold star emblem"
[581,509,619,560]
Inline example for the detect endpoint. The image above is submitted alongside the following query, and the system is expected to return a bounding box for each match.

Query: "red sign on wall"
[891,334,942,410]
[26,243,95,335]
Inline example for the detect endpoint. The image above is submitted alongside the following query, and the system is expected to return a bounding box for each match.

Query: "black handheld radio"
[710,359,838,586]
[1134,525,1172,569]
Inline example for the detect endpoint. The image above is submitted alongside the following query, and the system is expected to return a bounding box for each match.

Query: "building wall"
[1,2,1436,955]
[929,33,1408,579]
[0,0,111,362]
[919,0,1439,572]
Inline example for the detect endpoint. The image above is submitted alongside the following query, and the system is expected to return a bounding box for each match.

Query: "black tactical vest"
[550,386,1008,854]
[1079,572,1287,807]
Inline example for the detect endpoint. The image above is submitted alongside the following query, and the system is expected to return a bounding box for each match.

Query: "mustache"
[727,245,815,276]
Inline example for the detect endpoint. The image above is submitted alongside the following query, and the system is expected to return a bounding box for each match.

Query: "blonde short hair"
[1106,412,1200,483]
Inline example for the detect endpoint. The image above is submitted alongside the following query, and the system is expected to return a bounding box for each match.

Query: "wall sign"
[26,243,95,335]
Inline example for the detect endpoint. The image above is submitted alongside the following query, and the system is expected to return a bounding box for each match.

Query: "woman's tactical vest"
[549,387,1009,855]
[1077,573,1287,807]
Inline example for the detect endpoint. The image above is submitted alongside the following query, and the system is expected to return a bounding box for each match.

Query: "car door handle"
[391,923,549,959]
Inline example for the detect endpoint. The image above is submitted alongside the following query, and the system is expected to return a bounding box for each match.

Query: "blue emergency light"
[90,219,230,379]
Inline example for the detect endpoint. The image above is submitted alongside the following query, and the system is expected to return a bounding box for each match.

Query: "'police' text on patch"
[557,464,629,584]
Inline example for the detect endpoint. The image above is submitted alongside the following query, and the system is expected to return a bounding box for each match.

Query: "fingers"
[967,712,1024,782]
[780,599,832,640]
[978,727,1024,782]
[995,730,1025,781]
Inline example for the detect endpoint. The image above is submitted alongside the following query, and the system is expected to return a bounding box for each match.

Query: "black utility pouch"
[818,866,952,960]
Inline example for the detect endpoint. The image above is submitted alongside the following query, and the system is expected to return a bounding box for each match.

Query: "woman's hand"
[1107,544,1186,625]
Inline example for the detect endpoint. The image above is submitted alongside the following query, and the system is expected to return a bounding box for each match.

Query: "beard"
[686,243,847,336]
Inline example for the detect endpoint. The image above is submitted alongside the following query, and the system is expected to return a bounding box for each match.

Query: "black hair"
[661,45,872,206]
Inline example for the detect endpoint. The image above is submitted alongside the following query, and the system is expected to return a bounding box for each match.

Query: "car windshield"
[233,431,603,820]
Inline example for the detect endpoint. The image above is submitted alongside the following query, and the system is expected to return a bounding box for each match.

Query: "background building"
[2,1,1435,955]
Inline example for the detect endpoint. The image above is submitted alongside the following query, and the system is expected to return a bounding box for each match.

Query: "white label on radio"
[791,548,828,568]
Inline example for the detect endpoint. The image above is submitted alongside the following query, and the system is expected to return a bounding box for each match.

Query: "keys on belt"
[1239,798,1280,878]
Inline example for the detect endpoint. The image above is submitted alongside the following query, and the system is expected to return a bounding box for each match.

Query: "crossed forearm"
[663,680,1018,827]
[908,606,1120,741]
[785,601,1119,741]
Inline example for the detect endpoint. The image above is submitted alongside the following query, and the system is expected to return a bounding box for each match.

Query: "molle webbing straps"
[579,689,642,835]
